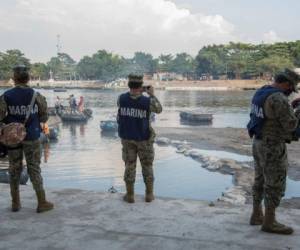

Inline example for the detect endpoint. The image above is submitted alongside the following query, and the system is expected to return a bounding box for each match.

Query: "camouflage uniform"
[0,86,48,192]
[252,92,299,208]
[119,95,162,184]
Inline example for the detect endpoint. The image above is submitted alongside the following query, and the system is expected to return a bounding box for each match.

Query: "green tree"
[131,52,157,74]
[158,54,173,72]
[47,53,77,80]
[257,55,294,75]
[0,50,30,80]
[77,50,125,81]
[31,63,49,80]
[170,53,195,75]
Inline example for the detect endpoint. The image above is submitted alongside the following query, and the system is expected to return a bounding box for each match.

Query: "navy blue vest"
[118,92,150,141]
[247,85,283,138]
[4,87,41,141]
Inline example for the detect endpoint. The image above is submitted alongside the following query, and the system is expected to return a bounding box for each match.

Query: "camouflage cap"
[282,68,300,92]
[13,65,28,74]
[128,74,143,89]
[13,65,30,84]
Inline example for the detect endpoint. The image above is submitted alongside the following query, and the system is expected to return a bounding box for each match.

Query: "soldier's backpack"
[0,91,37,146]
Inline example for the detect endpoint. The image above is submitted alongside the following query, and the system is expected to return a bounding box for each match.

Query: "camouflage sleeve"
[267,92,298,132]
[36,92,48,123]
[294,105,300,119]
[149,96,162,114]
[117,96,120,108]
[0,95,7,121]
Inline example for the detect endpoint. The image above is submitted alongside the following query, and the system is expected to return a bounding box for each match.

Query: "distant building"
[153,72,185,81]
[143,73,153,81]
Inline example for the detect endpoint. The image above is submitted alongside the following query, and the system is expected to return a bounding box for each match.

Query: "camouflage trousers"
[8,140,44,191]
[252,138,288,208]
[121,139,154,184]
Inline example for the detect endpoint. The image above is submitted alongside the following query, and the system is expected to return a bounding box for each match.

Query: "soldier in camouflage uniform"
[0,65,54,213]
[117,74,162,203]
[247,68,300,235]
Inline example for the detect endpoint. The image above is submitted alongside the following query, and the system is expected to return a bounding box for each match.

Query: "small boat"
[0,168,29,185]
[49,127,59,140]
[180,111,213,123]
[53,88,67,92]
[83,108,93,118]
[100,120,118,132]
[60,112,88,122]
[40,127,59,143]
[47,107,57,116]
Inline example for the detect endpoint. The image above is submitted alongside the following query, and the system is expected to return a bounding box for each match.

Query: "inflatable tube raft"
[0,168,29,185]
[60,112,88,122]
[100,120,118,132]
[180,111,213,123]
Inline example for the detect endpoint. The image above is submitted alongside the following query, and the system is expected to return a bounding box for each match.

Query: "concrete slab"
[0,184,299,250]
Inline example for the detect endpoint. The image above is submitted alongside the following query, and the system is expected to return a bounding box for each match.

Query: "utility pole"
[56,34,62,55]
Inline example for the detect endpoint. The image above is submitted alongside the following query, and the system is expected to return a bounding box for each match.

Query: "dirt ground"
[1,185,300,250]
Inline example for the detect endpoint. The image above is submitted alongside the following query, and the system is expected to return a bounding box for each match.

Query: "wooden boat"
[180,111,213,123]
[0,168,29,185]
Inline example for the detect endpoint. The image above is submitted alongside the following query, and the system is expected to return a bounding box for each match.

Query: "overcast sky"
[0,0,299,62]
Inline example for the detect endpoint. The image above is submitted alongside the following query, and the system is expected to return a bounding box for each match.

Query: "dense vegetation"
[0,41,300,81]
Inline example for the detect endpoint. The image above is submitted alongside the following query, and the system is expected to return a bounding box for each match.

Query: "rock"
[219,159,243,170]
[219,186,247,205]
[170,140,182,146]
[155,137,171,146]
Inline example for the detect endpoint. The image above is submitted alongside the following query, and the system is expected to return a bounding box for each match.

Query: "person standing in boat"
[77,96,84,113]
[54,96,63,114]
[117,74,162,203]
[69,94,77,113]
[0,65,54,213]
[247,68,300,235]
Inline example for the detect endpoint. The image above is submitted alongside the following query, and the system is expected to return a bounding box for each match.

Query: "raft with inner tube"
[0,168,29,185]
[59,108,93,122]
[40,127,59,143]
[180,111,213,123]
[100,120,118,132]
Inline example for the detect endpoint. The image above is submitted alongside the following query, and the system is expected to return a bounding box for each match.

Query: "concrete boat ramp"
[0,184,299,250]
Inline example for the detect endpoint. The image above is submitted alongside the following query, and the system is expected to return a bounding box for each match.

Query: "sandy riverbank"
[0,184,299,250]
[0,79,265,90]
[156,127,300,208]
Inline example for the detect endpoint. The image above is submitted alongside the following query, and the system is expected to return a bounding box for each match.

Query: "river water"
[2,88,300,200]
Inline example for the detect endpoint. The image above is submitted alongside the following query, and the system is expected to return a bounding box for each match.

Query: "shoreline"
[156,127,300,209]
[0,79,264,91]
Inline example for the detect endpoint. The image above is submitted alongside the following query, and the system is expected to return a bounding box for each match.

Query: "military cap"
[128,74,143,89]
[282,68,300,92]
[13,65,28,74]
[13,65,30,84]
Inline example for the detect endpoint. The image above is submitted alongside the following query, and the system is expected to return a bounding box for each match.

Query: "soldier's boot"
[10,183,21,212]
[145,182,155,203]
[261,207,293,235]
[123,183,135,203]
[249,203,264,225]
[36,189,54,213]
